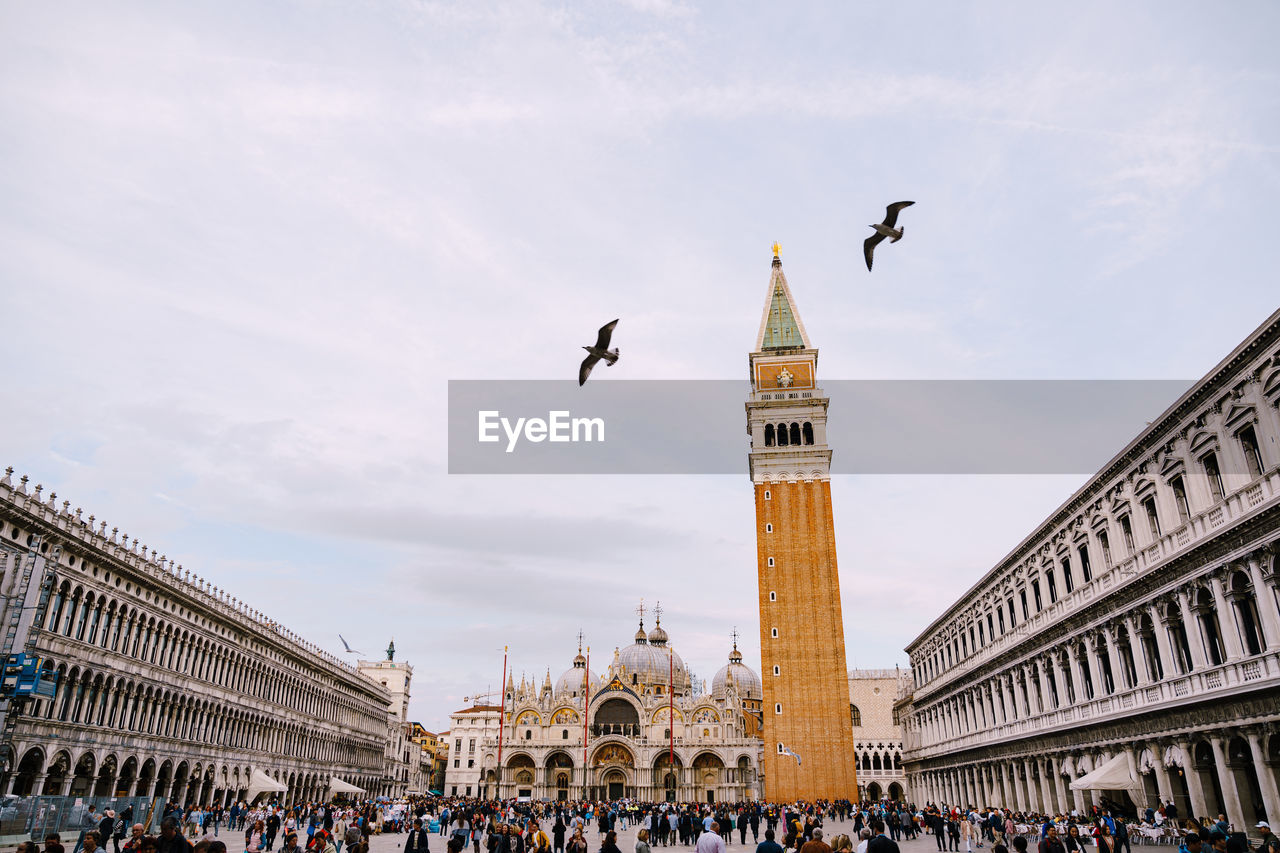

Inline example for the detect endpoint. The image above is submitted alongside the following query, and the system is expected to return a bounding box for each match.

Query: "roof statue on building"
[387,638,396,661]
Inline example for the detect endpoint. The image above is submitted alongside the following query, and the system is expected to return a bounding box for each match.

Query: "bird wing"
[339,634,351,652]
[882,200,915,228]
[579,353,600,386]
[863,233,886,271]
[594,319,619,350]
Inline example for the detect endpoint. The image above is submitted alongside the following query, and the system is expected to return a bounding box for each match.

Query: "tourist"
[75,806,101,853]
[638,829,652,853]
[756,829,783,853]
[158,817,193,853]
[1179,832,1203,853]
[799,828,831,853]
[246,820,267,853]
[1038,825,1065,853]
[697,824,725,853]
[602,830,622,853]
[1257,823,1280,853]
[867,820,898,853]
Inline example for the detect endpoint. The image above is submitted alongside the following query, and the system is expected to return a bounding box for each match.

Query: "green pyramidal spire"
[755,245,811,351]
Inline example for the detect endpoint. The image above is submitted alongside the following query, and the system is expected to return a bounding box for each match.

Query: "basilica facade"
[454,612,764,804]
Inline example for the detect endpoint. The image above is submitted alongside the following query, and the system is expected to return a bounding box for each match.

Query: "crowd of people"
[11,795,1276,853]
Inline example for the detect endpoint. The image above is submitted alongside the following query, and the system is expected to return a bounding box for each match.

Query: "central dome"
[615,619,690,692]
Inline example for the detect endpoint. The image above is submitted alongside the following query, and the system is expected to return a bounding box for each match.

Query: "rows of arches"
[39,575,383,734]
[3,745,379,806]
[21,654,381,771]
[763,422,814,447]
[914,730,1280,829]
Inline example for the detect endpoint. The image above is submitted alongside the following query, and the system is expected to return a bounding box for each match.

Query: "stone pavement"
[365,820,948,853]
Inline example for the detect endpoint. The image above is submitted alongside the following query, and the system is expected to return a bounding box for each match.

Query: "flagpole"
[668,647,674,767]
[496,645,508,799]
[583,646,591,799]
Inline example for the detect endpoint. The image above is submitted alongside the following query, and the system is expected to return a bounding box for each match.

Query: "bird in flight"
[863,201,915,271]
[780,744,802,766]
[338,634,363,655]
[579,319,620,386]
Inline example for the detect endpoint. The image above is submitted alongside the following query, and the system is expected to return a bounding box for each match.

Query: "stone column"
[1011,762,1026,812]
[990,681,1004,725]
[1123,615,1151,687]
[1003,675,1018,722]
[31,773,47,797]
[1245,730,1280,826]
[58,774,72,796]
[1176,589,1209,671]
[1148,603,1176,679]
[1102,626,1127,692]
[1208,735,1247,832]
[1036,658,1053,710]
[1245,556,1280,650]
[1209,574,1245,662]
[1048,654,1065,708]
[1176,738,1211,820]
[1071,766,1086,815]
[1084,635,1104,698]
[1065,643,1084,703]
[1152,749,1175,807]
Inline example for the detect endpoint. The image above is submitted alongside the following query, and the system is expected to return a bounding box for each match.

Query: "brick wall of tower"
[756,479,859,801]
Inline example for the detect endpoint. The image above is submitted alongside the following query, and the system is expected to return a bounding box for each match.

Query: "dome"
[712,645,763,701]
[555,645,601,696]
[615,620,690,692]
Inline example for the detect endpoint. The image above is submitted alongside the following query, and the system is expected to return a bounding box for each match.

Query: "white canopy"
[328,777,365,795]
[1069,753,1143,798]
[247,769,288,801]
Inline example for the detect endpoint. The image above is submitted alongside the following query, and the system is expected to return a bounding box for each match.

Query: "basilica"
[446,609,765,803]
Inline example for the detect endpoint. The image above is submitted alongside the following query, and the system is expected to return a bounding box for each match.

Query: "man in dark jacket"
[405,820,430,853]
[868,820,901,853]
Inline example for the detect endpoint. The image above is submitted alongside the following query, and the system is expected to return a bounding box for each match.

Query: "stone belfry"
[747,244,858,801]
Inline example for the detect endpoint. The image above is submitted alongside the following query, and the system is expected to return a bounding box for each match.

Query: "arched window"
[850,704,862,726]
[802,422,814,445]
[777,424,789,447]
[872,753,882,771]
[789,423,801,445]
[764,425,775,447]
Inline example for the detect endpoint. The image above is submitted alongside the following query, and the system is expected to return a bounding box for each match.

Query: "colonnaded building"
[445,609,765,804]
[901,308,1280,829]
[0,471,392,803]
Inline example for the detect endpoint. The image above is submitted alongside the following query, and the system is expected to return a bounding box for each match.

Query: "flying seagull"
[579,319,620,386]
[863,201,915,271]
[338,635,363,655]
[780,744,802,766]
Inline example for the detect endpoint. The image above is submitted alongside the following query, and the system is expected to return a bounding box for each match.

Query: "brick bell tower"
[747,243,858,801]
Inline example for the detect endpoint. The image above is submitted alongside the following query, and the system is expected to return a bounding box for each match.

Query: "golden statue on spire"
[772,241,781,258]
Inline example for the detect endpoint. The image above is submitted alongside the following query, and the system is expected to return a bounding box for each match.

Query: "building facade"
[849,669,912,803]
[357,643,417,797]
[901,309,1280,830]
[449,612,764,804]
[748,246,859,801]
[0,471,390,804]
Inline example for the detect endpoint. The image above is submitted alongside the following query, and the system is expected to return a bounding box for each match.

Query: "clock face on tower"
[777,368,794,388]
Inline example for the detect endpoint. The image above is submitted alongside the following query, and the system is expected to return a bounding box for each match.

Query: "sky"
[1,1,1278,732]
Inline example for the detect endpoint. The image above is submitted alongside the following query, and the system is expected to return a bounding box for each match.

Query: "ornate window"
[850,704,862,726]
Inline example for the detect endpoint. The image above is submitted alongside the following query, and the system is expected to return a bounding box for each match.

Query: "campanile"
[747,245,858,801]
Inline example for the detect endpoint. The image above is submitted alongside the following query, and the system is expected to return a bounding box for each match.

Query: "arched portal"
[593,698,640,737]
[693,753,724,804]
